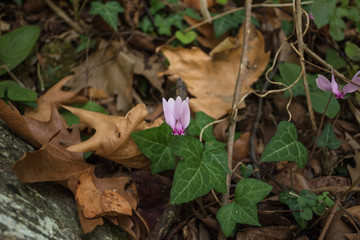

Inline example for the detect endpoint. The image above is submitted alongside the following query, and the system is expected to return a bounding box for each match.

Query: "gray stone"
[0,120,127,240]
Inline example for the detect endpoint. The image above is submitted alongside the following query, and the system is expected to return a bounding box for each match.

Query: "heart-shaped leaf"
[175,30,197,44]
[216,179,272,237]
[316,123,342,149]
[260,121,308,169]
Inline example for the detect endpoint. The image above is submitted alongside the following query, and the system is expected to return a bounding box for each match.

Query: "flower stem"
[308,93,333,161]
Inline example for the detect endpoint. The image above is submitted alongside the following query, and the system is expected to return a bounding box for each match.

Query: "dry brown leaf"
[0,100,41,147]
[65,40,164,113]
[24,76,87,122]
[236,225,298,240]
[63,104,162,168]
[12,131,91,186]
[346,132,360,184]
[159,24,270,119]
[325,206,360,240]
[183,0,215,10]
[75,172,136,218]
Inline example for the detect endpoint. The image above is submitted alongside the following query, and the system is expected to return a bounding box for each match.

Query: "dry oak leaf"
[63,103,162,168]
[0,99,41,147]
[24,76,87,122]
[75,171,139,238]
[12,132,91,187]
[75,172,136,219]
[159,24,270,119]
[65,40,164,113]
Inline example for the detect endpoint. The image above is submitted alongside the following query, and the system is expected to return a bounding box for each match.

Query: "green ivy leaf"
[89,1,124,31]
[280,191,308,229]
[149,0,166,15]
[170,135,227,204]
[188,111,216,142]
[326,49,347,70]
[175,31,197,44]
[216,179,272,237]
[0,80,37,103]
[131,122,175,174]
[240,164,253,178]
[260,121,308,169]
[0,25,40,76]
[310,91,340,119]
[275,63,304,97]
[329,17,346,41]
[213,11,245,38]
[311,0,336,28]
[345,41,360,61]
[316,123,342,149]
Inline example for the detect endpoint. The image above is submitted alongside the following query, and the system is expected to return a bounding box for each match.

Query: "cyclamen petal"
[162,96,190,135]
[316,75,332,92]
[316,71,360,99]
[343,71,360,94]
[162,98,176,130]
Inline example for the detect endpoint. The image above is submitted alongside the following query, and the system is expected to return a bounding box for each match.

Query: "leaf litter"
[1,0,360,239]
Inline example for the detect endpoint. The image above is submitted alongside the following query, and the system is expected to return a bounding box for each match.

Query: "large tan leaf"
[63,104,162,168]
[159,24,270,119]
[24,76,87,122]
[65,40,164,113]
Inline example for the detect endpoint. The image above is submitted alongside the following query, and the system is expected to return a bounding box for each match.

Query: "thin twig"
[223,0,253,205]
[218,1,253,238]
[43,0,85,34]
[294,0,317,131]
[0,60,25,88]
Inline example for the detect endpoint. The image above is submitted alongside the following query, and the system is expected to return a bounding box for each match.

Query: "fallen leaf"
[75,171,136,218]
[12,129,91,187]
[24,76,87,122]
[326,206,360,240]
[183,0,215,10]
[346,132,360,184]
[0,100,41,147]
[63,103,162,168]
[236,225,298,240]
[66,40,164,113]
[160,24,270,119]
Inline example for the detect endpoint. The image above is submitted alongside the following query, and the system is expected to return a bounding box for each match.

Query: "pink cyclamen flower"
[316,71,360,99]
[162,96,190,135]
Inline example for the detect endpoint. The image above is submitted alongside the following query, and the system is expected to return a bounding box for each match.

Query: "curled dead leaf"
[159,24,270,119]
[75,172,136,218]
[24,76,87,122]
[63,104,162,168]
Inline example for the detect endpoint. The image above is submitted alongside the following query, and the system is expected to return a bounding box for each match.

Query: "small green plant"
[280,190,334,229]
[0,25,40,76]
[0,81,37,107]
[138,0,200,45]
[311,0,360,41]
[89,1,124,31]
